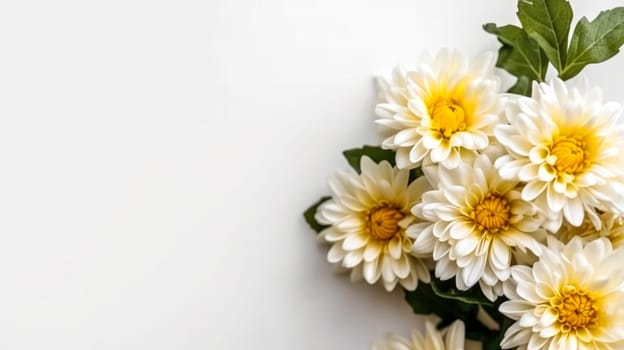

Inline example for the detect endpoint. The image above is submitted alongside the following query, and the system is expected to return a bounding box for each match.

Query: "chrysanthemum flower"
[375,49,502,169]
[556,211,624,249]
[315,157,432,291]
[409,149,544,300]
[494,78,624,231]
[500,237,624,350]
[372,319,465,350]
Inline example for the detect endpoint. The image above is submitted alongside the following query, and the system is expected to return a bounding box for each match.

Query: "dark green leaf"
[507,76,533,96]
[404,283,443,315]
[483,23,548,82]
[408,167,424,183]
[404,283,477,322]
[342,145,396,173]
[561,7,624,80]
[404,282,494,341]
[482,302,507,325]
[430,278,494,306]
[517,0,573,72]
[482,334,502,350]
[482,316,514,350]
[303,196,331,233]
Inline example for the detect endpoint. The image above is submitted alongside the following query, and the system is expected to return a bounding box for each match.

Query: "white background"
[1,0,623,349]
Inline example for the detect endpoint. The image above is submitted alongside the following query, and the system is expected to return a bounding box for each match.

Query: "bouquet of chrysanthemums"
[303,1,624,349]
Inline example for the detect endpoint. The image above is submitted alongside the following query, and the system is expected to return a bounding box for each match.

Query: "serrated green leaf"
[517,0,573,72]
[507,76,533,96]
[342,145,396,173]
[303,196,331,233]
[561,7,624,80]
[483,23,548,82]
[430,278,494,306]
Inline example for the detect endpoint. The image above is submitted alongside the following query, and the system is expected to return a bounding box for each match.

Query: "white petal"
[562,197,584,227]
[461,252,486,288]
[363,243,382,262]
[363,259,381,283]
[342,250,363,268]
[327,244,346,263]
[388,236,402,259]
[391,254,410,279]
[522,181,548,201]
[444,320,465,350]
[393,128,420,146]
[546,183,566,211]
[454,234,479,257]
[431,144,452,163]
[381,256,396,284]
[491,238,511,270]
[342,233,368,250]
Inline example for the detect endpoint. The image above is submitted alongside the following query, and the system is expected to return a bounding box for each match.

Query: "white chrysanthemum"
[372,319,465,350]
[495,78,624,231]
[409,149,544,301]
[315,157,432,291]
[556,211,624,249]
[500,237,624,350]
[375,49,502,169]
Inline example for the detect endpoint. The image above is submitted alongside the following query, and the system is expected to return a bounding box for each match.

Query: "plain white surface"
[1,0,624,349]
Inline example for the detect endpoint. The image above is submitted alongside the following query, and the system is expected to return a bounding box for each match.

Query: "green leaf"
[482,316,514,350]
[517,0,573,72]
[561,7,624,80]
[404,283,445,315]
[404,283,477,324]
[408,167,424,183]
[482,334,502,350]
[342,145,396,173]
[404,282,494,341]
[483,23,548,82]
[430,278,494,306]
[481,302,507,325]
[303,196,331,233]
[507,76,533,96]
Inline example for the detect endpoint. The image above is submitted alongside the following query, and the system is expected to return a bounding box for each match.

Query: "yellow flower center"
[555,288,598,331]
[471,194,510,233]
[431,99,466,138]
[367,205,405,240]
[551,136,588,174]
